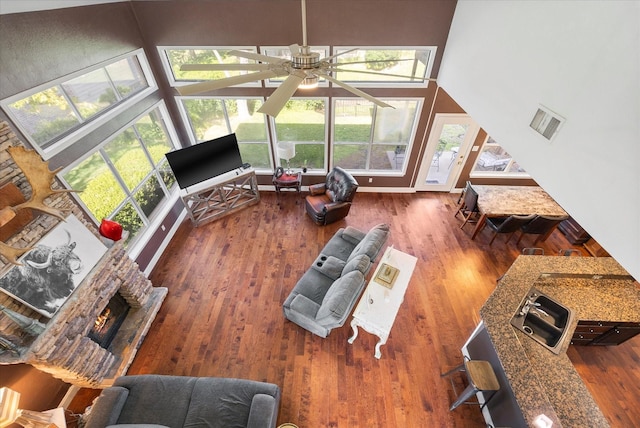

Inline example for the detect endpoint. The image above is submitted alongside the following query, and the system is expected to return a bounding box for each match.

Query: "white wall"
[438,0,640,280]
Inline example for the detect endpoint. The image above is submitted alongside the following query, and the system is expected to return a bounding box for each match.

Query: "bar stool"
[441,359,500,411]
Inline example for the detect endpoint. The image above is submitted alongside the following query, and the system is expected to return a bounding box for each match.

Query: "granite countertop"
[480,256,640,427]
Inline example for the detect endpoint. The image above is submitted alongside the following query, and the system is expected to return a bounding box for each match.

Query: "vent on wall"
[530,105,564,141]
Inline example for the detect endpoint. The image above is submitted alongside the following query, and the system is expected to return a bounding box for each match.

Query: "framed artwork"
[0,215,107,318]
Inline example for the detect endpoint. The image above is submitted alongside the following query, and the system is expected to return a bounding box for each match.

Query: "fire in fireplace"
[88,293,130,349]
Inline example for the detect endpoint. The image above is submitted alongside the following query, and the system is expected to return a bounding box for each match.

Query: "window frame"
[60,101,181,252]
[469,135,531,179]
[0,49,156,159]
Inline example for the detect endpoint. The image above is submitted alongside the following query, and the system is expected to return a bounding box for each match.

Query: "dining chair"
[454,182,480,230]
[516,215,568,245]
[485,214,536,245]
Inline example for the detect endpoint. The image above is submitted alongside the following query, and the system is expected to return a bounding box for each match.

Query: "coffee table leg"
[348,320,359,344]
[374,336,387,359]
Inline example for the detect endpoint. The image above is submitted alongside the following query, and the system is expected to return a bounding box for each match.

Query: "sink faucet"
[519,299,540,316]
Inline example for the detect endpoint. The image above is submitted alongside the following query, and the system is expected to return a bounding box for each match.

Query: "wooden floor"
[71,192,640,427]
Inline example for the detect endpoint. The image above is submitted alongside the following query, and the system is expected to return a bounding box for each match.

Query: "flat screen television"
[165,133,244,189]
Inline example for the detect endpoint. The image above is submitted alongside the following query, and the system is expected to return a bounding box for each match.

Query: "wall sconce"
[0,387,60,428]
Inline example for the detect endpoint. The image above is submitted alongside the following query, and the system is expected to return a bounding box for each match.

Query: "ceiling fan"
[176,0,431,117]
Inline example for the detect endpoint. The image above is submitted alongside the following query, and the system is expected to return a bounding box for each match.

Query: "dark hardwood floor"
[71,192,640,427]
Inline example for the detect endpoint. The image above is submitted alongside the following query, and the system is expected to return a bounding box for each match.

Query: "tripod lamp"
[277,142,296,174]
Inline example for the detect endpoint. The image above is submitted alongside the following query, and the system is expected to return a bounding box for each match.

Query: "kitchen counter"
[479,256,639,427]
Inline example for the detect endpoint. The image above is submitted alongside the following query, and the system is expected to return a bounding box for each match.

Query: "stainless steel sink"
[510,287,574,354]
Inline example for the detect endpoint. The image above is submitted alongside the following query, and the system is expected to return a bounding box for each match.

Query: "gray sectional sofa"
[83,375,280,428]
[283,223,390,337]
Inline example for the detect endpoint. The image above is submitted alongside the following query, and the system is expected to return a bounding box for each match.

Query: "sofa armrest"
[308,183,326,195]
[83,386,130,428]
[246,394,278,428]
[312,255,346,280]
[341,226,366,245]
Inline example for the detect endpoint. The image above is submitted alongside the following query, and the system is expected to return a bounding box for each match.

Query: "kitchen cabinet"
[571,321,640,346]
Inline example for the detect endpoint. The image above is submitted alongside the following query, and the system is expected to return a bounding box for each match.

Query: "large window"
[178,97,272,169]
[159,47,261,87]
[470,137,529,178]
[163,46,430,176]
[62,104,178,246]
[1,50,153,157]
[333,99,421,172]
[333,47,436,85]
[273,99,327,171]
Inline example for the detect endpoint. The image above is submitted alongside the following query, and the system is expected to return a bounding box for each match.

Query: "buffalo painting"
[0,215,107,317]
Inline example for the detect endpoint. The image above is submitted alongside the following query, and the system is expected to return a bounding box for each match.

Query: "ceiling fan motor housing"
[292,46,320,69]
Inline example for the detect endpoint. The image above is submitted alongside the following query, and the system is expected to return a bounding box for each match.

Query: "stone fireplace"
[0,122,167,388]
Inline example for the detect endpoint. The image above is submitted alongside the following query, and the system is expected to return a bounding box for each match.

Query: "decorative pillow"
[341,254,370,276]
[326,189,336,202]
[316,271,364,320]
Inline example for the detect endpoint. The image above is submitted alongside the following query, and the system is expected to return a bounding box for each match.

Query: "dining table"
[469,184,568,240]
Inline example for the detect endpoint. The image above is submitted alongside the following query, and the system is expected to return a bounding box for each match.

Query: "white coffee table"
[348,246,417,359]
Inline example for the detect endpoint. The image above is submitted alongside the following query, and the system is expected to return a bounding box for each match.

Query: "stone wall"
[0,121,166,387]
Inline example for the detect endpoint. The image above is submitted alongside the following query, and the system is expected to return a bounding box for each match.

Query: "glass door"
[415,114,479,191]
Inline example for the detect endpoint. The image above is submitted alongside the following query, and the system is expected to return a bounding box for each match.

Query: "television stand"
[180,168,260,226]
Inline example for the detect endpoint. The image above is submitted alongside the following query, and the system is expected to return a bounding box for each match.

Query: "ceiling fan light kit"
[177,0,431,117]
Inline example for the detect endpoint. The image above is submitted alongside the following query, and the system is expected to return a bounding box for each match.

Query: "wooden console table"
[180,168,260,227]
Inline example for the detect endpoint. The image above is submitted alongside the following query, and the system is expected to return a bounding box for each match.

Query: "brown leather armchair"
[305,167,359,225]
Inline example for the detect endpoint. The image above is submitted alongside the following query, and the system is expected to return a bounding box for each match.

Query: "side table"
[272,171,302,205]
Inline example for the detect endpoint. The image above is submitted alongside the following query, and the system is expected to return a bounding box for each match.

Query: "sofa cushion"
[316,270,365,321]
[347,223,390,263]
[114,375,196,427]
[341,254,370,276]
[185,377,280,428]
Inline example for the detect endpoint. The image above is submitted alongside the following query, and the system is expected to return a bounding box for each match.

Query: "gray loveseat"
[83,375,280,428]
[283,223,390,338]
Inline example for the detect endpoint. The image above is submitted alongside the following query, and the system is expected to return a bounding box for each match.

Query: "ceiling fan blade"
[258,71,307,117]
[229,50,286,64]
[316,71,393,108]
[181,63,272,71]
[325,66,431,81]
[322,48,359,63]
[177,70,279,95]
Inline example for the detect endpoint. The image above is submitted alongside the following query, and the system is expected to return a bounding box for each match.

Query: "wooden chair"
[454,182,480,230]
